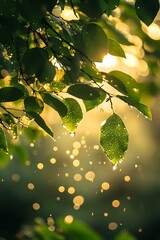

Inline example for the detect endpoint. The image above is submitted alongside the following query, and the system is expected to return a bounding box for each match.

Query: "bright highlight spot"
[32,203,40,211]
[73,195,84,207]
[85,171,95,182]
[68,187,75,194]
[58,186,65,193]
[74,173,82,181]
[124,175,131,182]
[50,158,56,164]
[64,215,74,224]
[37,163,44,170]
[147,23,160,40]
[112,200,120,208]
[101,182,110,190]
[73,159,80,167]
[102,54,117,67]
[108,222,118,230]
[27,183,35,190]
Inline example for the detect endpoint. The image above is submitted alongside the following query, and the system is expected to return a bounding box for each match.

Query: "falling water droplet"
[113,164,117,171]
[70,132,75,137]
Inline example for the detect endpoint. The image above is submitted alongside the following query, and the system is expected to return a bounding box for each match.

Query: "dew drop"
[70,132,75,137]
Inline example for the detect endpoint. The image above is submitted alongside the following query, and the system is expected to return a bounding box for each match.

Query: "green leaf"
[0,150,10,168]
[67,84,100,100]
[10,144,29,164]
[81,23,108,62]
[0,127,8,152]
[23,48,56,83]
[135,0,160,26]
[0,87,24,102]
[108,38,126,58]
[35,224,64,240]
[100,15,131,45]
[83,89,106,111]
[105,71,141,101]
[81,61,103,83]
[23,127,41,142]
[117,95,152,120]
[41,92,68,117]
[58,218,102,240]
[2,114,18,138]
[100,113,128,165]
[24,96,44,114]
[105,0,120,11]
[114,230,137,240]
[62,98,83,132]
[78,0,107,19]
[27,112,53,138]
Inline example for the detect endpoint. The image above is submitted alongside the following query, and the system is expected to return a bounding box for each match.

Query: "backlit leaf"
[62,98,83,132]
[67,84,100,100]
[135,0,159,26]
[35,224,64,240]
[117,95,152,120]
[105,71,141,101]
[114,230,137,240]
[27,111,53,138]
[108,38,126,58]
[83,89,106,111]
[0,127,8,152]
[0,150,10,167]
[81,23,108,62]
[100,113,128,165]
[58,218,102,240]
[41,92,67,117]
[24,96,44,114]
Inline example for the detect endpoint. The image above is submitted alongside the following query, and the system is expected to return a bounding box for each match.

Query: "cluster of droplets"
[7,128,143,235]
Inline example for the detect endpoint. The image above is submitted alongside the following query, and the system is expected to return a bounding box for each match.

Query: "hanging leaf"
[58,218,102,240]
[23,48,56,83]
[9,144,29,164]
[81,23,108,62]
[0,87,24,102]
[0,150,10,167]
[35,224,64,240]
[41,92,68,117]
[27,111,53,138]
[81,61,103,83]
[105,0,120,12]
[0,127,8,152]
[78,0,107,19]
[108,38,126,58]
[104,71,141,101]
[100,113,128,165]
[62,98,83,132]
[135,0,160,26]
[67,84,100,100]
[83,89,106,111]
[114,230,137,240]
[2,113,18,138]
[24,96,44,114]
[117,95,152,120]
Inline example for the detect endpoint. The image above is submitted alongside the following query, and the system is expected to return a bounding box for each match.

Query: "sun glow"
[102,54,117,67]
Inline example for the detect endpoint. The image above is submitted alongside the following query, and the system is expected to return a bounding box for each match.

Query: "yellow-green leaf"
[62,98,83,132]
[100,113,128,165]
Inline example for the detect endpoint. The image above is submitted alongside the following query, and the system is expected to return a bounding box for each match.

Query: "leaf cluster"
[0,0,159,165]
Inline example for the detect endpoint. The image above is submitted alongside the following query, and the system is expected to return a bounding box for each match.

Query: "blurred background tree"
[0,0,160,239]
